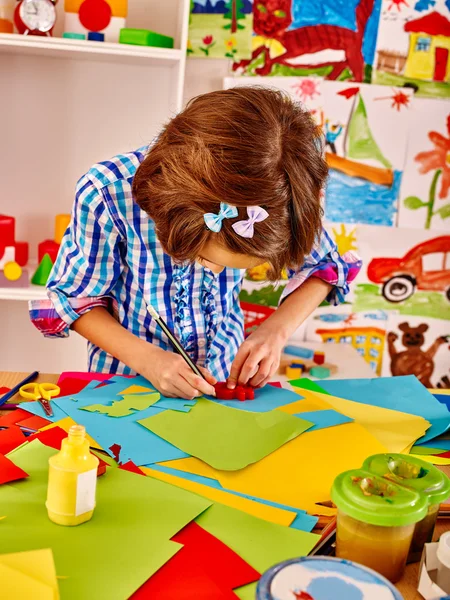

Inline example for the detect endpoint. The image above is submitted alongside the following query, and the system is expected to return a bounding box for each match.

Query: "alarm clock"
[14,0,57,36]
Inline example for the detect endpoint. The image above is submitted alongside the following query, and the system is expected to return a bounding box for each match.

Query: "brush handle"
[155,317,205,380]
[0,371,39,407]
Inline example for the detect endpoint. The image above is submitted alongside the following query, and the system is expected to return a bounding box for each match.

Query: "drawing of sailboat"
[326,88,394,187]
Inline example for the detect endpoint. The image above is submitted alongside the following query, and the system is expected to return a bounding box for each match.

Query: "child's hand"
[227,325,287,389]
[140,346,217,399]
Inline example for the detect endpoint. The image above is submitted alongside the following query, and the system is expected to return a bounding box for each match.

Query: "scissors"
[19,383,60,417]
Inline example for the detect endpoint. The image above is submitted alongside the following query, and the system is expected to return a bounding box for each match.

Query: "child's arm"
[72,307,216,398]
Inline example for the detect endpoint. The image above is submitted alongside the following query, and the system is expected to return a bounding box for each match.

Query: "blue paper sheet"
[433,394,450,412]
[154,399,197,412]
[319,376,450,443]
[209,385,304,413]
[294,410,353,431]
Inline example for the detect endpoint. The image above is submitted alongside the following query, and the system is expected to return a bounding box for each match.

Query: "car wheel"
[382,276,416,303]
[446,287,450,303]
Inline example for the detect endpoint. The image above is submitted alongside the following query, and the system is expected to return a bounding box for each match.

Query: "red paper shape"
[109,443,122,463]
[131,522,260,599]
[119,461,146,476]
[268,381,282,388]
[57,377,91,397]
[437,451,450,458]
[0,408,34,427]
[214,382,255,401]
[0,453,29,484]
[0,426,27,455]
[17,415,51,431]
[0,386,11,394]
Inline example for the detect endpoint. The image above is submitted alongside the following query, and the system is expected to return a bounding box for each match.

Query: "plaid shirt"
[29,147,361,379]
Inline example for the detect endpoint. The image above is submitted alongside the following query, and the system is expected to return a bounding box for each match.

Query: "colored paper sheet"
[289,378,331,395]
[410,454,450,466]
[81,393,161,418]
[120,384,155,395]
[39,417,102,449]
[0,408,36,427]
[0,425,26,454]
[418,439,450,451]
[154,399,197,412]
[57,371,122,384]
[21,400,72,423]
[0,386,11,394]
[410,446,448,456]
[18,415,52,431]
[131,522,259,599]
[434,394,450,411]
[164,423,388,515]
[195,503,319,600]
[0,548,59,600]
[139,398,313,471]
[0,440,211,600]
[143,467,296,527]
[288,388,430,454]
[294,410,353,431]
[57,377,90,397]
[430,389,450,395]
[0,453,28,484]
[210,384,304,412]
[319,376,450,443]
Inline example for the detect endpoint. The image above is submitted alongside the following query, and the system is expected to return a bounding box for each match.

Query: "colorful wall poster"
[398,97,450,231]
[372,0,450,98]
[383,313,450,388]
[188,0,253,59]
[231,0,382,80]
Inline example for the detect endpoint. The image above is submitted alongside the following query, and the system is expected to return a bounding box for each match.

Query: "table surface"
[1,371,449,600]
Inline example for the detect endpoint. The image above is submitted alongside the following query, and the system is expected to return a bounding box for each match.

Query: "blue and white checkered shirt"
[29,147,361,380]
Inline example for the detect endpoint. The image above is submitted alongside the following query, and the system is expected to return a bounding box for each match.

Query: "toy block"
[0,246,15,270]
[286,366,303,379]
[309,366,331,379]
[283,345,314,360]
[88,31,104,41]
[64,0,127,17]
[313,351,325,365]
[0,215,15,249]
[54,214,70,244]
[119,28,174,48]
[63,32,86,38]
[31,254,54,286]
[4,261,22,281]
[38,240,60,264]
[14,241,29,267]
[79,0,112,32]
[214,382,254,401]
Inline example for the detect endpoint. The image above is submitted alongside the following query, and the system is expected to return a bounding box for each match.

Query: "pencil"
[0,371,39,408]
[147,305,206,380]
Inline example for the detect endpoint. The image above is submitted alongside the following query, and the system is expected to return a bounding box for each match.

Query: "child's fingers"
[227,345,251,389]
[198,367,217,386]
[236,349,265,386]
[249,357,273,388]
[183,370,216,397]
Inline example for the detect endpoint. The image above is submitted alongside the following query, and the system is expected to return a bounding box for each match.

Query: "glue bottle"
[46,425,99,526]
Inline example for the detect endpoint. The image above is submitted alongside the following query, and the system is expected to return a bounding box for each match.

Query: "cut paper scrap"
[411,445,448,456]
[318,376,449,443]
[139,398,313,471]
[0,408,40,427]
[287,387,430,454]
[0,386,11,394]
[0,425,27,454]
[120,384,155,395]
[143,466,296,527]
[80,393,161,418]
[0,452,29,485]
[0,440,211,600]
[209,384,304,412]
[289,378,332,395]
[17,415,51,431]
[293,410,353,431]
[153,399,197,412]
[39,417,101,450]
[162,422,388,516]
[131,522,260,600]
[0,548,59,600]
[410,454,450,466]
[195,503,319,600]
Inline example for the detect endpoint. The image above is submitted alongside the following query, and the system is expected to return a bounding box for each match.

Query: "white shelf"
[0,33,184,65]
[0,284,47,301]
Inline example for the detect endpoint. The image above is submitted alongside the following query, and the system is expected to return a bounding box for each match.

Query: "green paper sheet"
[0,441,211,600]
[139,399,313,471]
[196,503,319,600]
[410,446,447,456]
[289,378,330,395]
[81,392,161,417]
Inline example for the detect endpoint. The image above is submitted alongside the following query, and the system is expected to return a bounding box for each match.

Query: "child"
[30,87,361,399]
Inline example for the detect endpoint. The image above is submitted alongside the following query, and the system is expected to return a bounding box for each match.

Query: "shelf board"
[0,33,183,65]
[0,284,47,301]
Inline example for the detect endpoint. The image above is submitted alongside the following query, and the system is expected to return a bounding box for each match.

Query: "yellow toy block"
[285,365,303,379]
[54,214,71,245]
[64,0,127,18]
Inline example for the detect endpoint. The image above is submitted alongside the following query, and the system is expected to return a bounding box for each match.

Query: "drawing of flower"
[199,35,215,56]
[224,37,237,58]
[404,114,450,228]
[187,39,194,55]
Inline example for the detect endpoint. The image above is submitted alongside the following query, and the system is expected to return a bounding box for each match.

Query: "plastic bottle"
[437,532,450,594]
[46,425,99,526]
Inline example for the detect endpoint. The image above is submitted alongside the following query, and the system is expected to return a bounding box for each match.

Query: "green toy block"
[309,366,331,380]
[31,254,54,286]
[119,28,174,49]
[63,32,86,40]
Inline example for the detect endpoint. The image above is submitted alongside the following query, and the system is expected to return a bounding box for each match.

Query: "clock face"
[19,0,56,32]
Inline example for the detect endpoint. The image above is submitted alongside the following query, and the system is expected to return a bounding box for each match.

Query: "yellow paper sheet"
[142,467,296,527]
[410,454,450,465]
[119,385,154,396]
[161,422,388,516]
[428,389,450,395]
[39,417,102,450]
[277,397,332,414]
[289,389,429,454]
[0,548,59,599]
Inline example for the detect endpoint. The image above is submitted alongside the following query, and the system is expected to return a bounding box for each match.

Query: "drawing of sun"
[291,79,321,102]
[332,224,358,255]
[388,0,409,10]
[375,88,411,111]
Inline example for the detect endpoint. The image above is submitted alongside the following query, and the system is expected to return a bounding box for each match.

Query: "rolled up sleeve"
[29,175,123,337]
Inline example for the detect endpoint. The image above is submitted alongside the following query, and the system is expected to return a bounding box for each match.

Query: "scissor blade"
[40,399,53,418]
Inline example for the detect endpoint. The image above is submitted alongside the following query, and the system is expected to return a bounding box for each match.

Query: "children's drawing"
[372,0,450,97]
[399,98,450,230]
[383,315,450,387]
[188,0,253,59]
[232,0,382,80]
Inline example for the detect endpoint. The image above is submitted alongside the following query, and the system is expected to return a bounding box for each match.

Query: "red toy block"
[0,215,15,252]
[214,382,255,401]
[313,351,325,365]
[38,239,60,264]
[14,241,29,267]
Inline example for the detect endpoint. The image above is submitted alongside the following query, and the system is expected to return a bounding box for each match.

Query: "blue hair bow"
[203,202,239,233]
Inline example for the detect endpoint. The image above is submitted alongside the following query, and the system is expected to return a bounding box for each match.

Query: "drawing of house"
[404,12,450,82]
[315,326,386,375]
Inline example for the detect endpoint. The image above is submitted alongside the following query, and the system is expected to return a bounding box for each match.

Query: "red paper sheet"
[130,522,260,599]
[0,453,29,484]
[119,461,146,476]
[437,451,450,458]
[0,426,27,454]
[17,415,52,431]
[0,386,11,394]
[57,377,91,397]
[0,409,34,427]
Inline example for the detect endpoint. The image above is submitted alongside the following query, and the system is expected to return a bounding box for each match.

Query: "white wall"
[184,58,230,103]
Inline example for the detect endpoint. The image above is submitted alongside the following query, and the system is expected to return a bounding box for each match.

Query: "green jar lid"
[363,453,450,505]
[331,469,428,527]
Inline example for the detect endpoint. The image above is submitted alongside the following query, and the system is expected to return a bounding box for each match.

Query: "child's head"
[133,86,327,279]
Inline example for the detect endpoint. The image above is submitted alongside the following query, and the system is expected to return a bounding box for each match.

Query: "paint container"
[363,453,450,562]
[331,469,427,582]
[256,556,404,600]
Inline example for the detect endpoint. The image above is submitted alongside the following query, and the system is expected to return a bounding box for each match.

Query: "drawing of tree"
[223,0,245,33]
[404,114,450,229]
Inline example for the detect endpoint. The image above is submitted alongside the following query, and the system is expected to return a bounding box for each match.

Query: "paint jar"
[363,453,450,562]
[331,469,427,582]
[46,425,99,526]
[437,532,450,594]
[256,556,404,600]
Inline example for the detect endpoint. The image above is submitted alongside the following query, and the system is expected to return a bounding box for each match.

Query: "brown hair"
[132,86,327,280]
